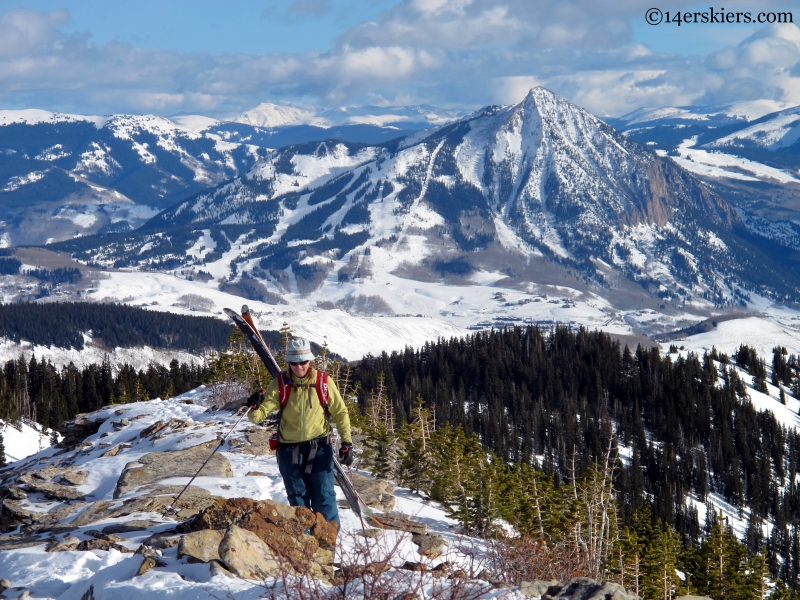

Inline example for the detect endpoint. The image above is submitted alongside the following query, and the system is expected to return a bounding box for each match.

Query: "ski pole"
[165,406,252,513]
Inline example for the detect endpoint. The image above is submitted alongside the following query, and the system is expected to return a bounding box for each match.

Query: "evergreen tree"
[0,431,5,467]
[398,394,435,494]
[361,373,398,480]
[696,512,750,600]
[641,523,682,600]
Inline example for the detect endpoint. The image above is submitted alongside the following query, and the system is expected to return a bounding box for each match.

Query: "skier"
[247,337,354,528]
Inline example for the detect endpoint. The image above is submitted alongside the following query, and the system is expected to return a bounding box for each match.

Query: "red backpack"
[269,370,331,450]
[277,370,329,409]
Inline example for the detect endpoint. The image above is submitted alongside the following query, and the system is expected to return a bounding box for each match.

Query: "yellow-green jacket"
[247,367,352,444]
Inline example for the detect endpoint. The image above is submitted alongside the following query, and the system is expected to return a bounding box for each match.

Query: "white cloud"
[1,5,800,118]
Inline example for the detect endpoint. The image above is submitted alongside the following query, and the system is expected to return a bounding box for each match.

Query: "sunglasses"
[288,361,311,367]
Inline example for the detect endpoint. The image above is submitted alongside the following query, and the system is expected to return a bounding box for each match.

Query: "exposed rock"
[139,421,168,439]
[245,471,269,477]
[243,430,272,455]
[359,528,383,539]
[85,530,126,543]
[347,473,396,512]
[0,579,9,591]
[60,471,88,486]
[76,538,133,553]
[0,534,46,551]
[112,418,130,430]
[135,557,167,577]
[46,536,81,552]
[3,499,86,527]
[32,467,65,481]
[58,416,105,450]
[218,524,282,580]
[412,533,446,558]
[113,440,232,498]
[69,485,216,528]
[22,481,86,502]
[520,580,560,598]
[543,578,640,600]
[371,512,427,535]
[141,532,181,549]
[311,511,338,550]
[6,486,27,500]
[209,559,236,579]
[100,445,122,458]
[102,520,160,534]
[177,530,224,563]
[183,498,336,580]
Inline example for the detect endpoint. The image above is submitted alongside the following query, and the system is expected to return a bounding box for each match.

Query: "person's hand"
[339,442,354,466]
[247,388,265,410]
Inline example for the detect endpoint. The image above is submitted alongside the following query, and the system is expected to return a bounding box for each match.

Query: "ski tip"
[223,307,236,317]
[241,304,250,315]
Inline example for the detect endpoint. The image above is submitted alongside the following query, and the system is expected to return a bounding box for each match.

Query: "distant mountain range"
[49,89,800,316]
[0,103,460,246]
[607,99,800,224]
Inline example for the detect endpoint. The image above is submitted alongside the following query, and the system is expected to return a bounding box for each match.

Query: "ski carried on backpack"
[223,306,383,529]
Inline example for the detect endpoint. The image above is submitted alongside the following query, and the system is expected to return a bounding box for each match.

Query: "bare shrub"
[256,528,500,600]
[207,380,248,410]
[486,533,588,585]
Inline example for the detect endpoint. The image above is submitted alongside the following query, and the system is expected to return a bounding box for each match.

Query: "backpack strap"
[277,372,293,407]
[316,371,332,423]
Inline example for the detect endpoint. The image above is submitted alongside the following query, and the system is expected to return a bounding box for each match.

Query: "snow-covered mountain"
[42,88,798,349]
[0,104,459,247]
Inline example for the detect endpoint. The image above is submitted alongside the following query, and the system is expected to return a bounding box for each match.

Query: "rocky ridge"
[0,388,641,599]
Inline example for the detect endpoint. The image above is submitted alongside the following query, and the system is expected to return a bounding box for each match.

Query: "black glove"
[247,388,265,410]
[339,442,354,466]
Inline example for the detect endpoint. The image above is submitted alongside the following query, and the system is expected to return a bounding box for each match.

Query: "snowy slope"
[1,419,56,463]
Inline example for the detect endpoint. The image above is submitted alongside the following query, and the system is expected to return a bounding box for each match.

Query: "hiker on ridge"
[247,337,353,527]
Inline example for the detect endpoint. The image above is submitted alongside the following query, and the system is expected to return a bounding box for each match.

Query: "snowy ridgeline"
[0,389,516,600]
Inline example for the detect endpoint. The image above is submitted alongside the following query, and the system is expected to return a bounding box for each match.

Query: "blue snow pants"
[277,441,340,527]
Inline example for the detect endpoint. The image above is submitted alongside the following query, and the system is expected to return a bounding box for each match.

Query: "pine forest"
[4,323,800,598]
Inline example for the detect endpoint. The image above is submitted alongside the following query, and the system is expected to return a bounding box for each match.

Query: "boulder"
[58,416,105,450]
[76,538,133,553]
[543,578,640,600]
[60,471,88,486]
[46,536,81,552]
[520,580,560,598]
[135,557,167,577]
[371,512,427,535]
[184,497,337,580]
[3,499,86,527]
[141,532,181,549]
[218,525,282,580]
[102,520,160,534]
[347,473,396,512]
[113,440,233,498]
[22,481,86,502]
[412,533,446,559]
[177,530,224,563]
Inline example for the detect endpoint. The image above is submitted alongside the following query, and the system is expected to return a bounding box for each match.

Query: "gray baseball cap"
[285,337,315,363]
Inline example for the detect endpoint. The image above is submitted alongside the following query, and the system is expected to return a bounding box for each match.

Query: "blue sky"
[1,0,798,117]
